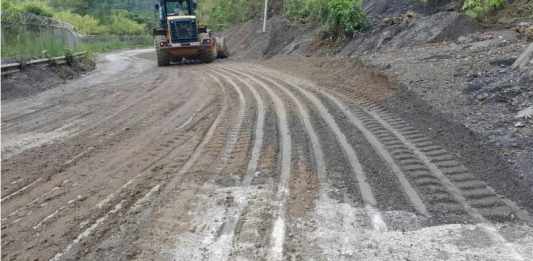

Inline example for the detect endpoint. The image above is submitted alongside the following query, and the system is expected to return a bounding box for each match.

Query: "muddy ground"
[2,48,533,260]
[222,2,533,192]
[259,55,533,215]
[2,1,533,260]
[2,56,95,101]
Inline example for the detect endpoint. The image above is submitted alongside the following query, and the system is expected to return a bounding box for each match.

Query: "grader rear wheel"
[200,44,217,63]
[216,37,228,59]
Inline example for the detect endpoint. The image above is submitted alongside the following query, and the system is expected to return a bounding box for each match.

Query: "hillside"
[220,0,533,192]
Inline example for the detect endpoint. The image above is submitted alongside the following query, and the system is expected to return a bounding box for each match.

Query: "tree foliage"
[462,0,506,18]
[1,0,54,18]
[108,10,145,35]
[284,0,368,37]
[325,0,368,35]
[1,0,152,35]
[53,11,106,35]
[197,0,264,30]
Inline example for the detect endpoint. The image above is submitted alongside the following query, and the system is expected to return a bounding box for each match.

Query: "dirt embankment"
[1,56,95,101]
[222,0,533,194]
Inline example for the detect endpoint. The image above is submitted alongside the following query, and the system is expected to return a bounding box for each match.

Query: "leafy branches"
[324,0,368,35]
[197,0,264,30]
[1,0,150,35]
[462,0,506,18]
[285,0,368,38]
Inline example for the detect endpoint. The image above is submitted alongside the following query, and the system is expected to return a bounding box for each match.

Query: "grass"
[1,29,69,60]
[1,1,154,61]
[77,35,153,54]
[1,29,152,61]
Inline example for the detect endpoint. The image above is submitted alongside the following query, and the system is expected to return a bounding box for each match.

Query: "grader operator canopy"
[165,0,196,16]
[157,0,197,26]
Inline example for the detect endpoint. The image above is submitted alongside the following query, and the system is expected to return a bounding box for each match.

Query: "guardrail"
[1,51,87,76]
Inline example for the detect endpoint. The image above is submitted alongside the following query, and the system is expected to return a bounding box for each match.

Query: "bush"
[285,0,327,22]
[54,11,106,35]
[21,1,54,17]
[1,28,68,59]
[325,0,368,35]
[108,10,145,35]
[462,0,506,18]
[197,0,263,30]
[284,0,368,37]
[1,0,54,17]
[78,35,153,54]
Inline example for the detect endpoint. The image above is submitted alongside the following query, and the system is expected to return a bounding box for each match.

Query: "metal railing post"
[262,0,268,33]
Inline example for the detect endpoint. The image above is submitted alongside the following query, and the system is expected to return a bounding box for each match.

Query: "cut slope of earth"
[222,2,533,193]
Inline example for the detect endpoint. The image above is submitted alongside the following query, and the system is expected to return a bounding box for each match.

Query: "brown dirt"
[1,56,95,101]
[2,49,532,261]
[288,159,319,218]
[260,55,397,103]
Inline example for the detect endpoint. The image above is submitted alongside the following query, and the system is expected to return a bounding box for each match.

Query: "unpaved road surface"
[2,49,533,261]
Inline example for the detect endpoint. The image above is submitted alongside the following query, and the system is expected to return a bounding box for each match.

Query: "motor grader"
[153,0,227,66]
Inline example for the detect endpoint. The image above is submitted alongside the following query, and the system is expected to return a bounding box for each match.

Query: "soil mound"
[1,57,95,101]
[223,16,314,59]
[222,1,478,59]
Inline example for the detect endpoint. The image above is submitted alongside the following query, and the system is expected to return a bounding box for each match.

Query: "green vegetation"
[107,10,146,35]
[284,0,328,22]
[1,0,150,35]
[198,0,368,38]
[1,29,68,59]
[284,0,368,38]
[197,0,264,31]
[462,0,506,18]
[78,35,153,54]
[1,0,155,60]
[1,1,54,17]
[53,11,106,35]
[324,0,368,35]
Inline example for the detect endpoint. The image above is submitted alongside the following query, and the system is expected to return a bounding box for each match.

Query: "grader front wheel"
[155,37,170,66]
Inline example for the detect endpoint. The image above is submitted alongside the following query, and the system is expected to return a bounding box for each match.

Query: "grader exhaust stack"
[153,0,227,66]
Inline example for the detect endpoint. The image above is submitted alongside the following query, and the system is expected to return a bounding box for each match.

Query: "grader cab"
[153,0,227,66]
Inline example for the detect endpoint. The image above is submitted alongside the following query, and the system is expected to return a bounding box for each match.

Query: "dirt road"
[2,49,533,261]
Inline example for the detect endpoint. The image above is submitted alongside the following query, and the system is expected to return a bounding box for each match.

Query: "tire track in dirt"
[219,67,340,259]
[1,177,43,203]
[130,71,251,261]
[221,65,393,260]
[317,91,430,217]
[364,107,530,223]
[1,85,211,227]
[2,69,220,260]
[1,69,171,202]
[238,63,528,260]
[231,64,428,218]
[203,66,293,261]
[239,71,292,261]
[209,71,247,172]
[226,65,388,232]
[348,98,530,260]
[204,69,266,260]
[49,72,229,261]
[334,98,528,261]
[39,108,217,260]
[1,62,167,145]
[1,49,154,132]
[214,67,318,260]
